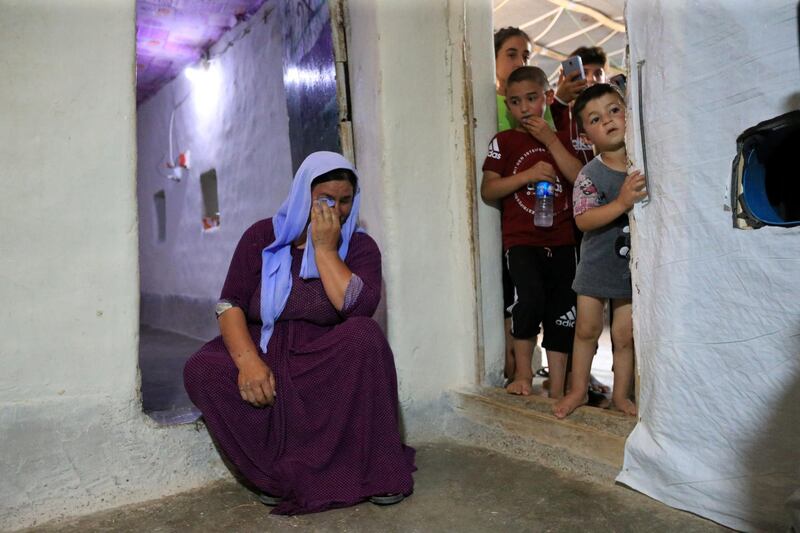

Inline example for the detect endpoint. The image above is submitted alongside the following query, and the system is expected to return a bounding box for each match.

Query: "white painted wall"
[0,0,496,527]
[137,1,292,340]
[347,0,496,431]
[0,1,227,529]
[343,0,387,332]
[621,1,800,530]
[468,1,507,386]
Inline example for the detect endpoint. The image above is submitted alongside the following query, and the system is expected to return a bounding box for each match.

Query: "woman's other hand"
[238,357,276,407]
[311,199,341,252]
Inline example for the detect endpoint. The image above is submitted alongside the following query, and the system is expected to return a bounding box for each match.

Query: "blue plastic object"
[535,181,553,197]
[741,149,797,226]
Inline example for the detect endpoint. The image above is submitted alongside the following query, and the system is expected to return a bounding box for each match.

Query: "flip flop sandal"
[589,377,610,394]
[586,388,611,408]
[535,367,549,378]
[369,493,405,506]
[258,492,282,506]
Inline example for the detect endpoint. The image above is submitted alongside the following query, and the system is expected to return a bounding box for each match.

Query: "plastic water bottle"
[534,181,554,227]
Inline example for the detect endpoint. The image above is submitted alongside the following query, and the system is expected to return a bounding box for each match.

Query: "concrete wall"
[347,0,499,434]
[0,0,497,527]
[343,0,387,332]
[137,1,292,340]
[0,1,226,529]
[467,0,507,386]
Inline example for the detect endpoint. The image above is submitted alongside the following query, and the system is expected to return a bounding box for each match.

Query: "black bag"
[731,110,800,228]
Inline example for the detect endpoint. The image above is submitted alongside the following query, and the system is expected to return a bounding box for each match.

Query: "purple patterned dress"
[184,219,415,515]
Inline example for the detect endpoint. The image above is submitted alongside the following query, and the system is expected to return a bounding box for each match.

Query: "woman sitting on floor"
[184,151,415,515]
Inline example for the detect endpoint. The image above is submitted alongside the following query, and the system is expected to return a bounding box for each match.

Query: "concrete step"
[444,387,637,483]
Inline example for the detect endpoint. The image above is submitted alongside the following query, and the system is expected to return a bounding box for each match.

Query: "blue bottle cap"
[535,182,553,197]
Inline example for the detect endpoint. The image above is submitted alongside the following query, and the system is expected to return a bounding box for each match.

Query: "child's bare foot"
[506,378,533,396]
[611,397,638,416]
[552,391,588,419]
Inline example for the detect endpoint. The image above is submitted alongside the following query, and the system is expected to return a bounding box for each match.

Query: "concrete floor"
[25,443,727,533]
[139,325,205,424]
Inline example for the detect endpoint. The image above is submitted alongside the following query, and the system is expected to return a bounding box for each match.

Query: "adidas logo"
[488,138,501,159]
[555,305,576,328]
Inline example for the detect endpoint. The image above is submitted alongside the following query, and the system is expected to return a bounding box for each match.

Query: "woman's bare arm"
[315,249,352,311]
[311,201,353,311]
[219,307,275,406]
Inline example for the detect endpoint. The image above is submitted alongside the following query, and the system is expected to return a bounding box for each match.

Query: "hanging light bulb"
[184,54,221,123]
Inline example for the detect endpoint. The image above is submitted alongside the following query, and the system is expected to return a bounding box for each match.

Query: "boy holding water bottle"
[481,66,582,398]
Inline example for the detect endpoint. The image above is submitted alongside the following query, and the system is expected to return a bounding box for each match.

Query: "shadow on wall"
[785,92,800,112]
[743,334,800,530]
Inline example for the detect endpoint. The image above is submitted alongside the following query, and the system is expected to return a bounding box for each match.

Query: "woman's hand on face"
[238,357,276,407]
[310,199,341,252]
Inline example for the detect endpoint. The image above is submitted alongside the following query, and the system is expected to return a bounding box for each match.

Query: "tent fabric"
[619,1,800,531]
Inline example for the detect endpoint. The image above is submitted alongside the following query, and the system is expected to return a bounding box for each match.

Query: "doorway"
[485,0,629,403]
[135,0,352,424]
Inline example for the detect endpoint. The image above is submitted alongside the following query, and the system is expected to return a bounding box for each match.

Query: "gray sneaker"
[368,493,405,506]
[258,492,282,506]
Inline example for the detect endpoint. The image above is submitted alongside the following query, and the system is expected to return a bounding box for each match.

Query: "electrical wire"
[157,3,275,181]
[168,90,191,170]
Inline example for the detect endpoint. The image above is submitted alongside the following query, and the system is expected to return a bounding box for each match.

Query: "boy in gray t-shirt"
[553,84,647,419]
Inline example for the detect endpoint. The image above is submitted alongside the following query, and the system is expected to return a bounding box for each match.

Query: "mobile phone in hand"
[561,56,585,81]
[610,73,627,95]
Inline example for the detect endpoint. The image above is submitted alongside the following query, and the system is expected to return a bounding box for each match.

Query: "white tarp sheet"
[619,1,800,530]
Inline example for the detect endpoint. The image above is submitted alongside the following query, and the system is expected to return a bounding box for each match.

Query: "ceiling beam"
[493,0,514,12]
[531,43,567,61]
[532,8,564,41]
[519,7,561,30]
[542,0,625,33]
[533,42,625,76]
[606,46,626,57]
[543,20,603,48]
[595,29,618,47]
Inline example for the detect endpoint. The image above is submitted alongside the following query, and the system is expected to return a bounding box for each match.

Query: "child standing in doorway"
[481,66,582,398]
[493,28,559,382]
[553,84,647,419]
